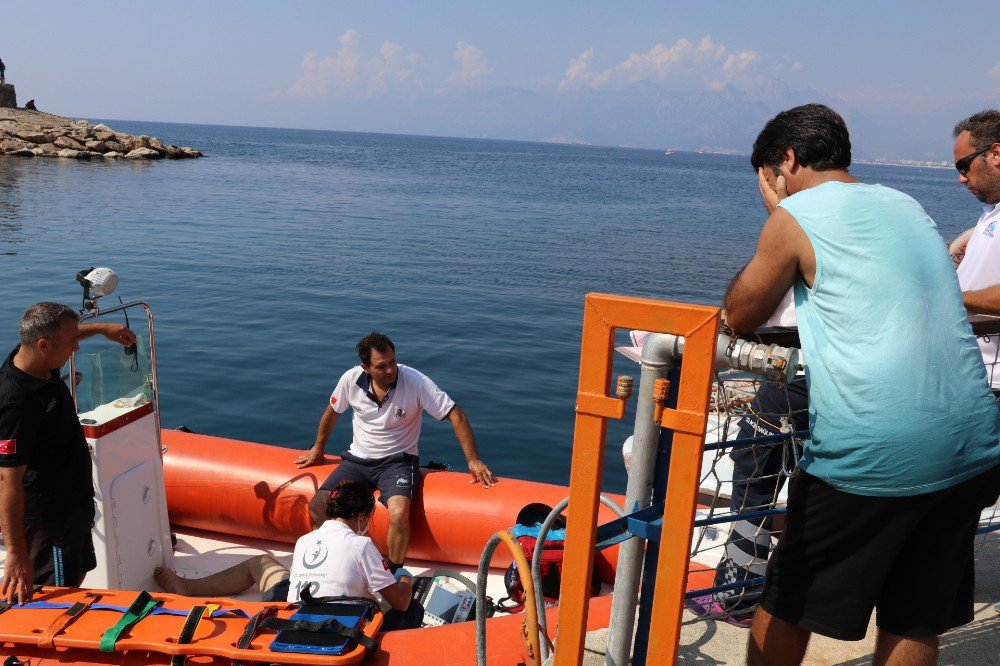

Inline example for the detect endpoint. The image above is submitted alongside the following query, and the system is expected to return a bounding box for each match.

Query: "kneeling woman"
[155,480,423,631]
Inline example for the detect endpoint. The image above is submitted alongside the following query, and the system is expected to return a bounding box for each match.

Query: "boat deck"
[171,526,512,603]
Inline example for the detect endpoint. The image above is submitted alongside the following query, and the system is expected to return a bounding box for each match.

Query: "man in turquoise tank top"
[724,104,1000,666]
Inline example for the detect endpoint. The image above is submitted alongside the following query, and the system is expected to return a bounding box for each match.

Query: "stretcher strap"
[233,605,278,666]
[169,603,219,666]
[38,594,99,648]
[262,615,378,651]
[18,599,248,618]
[99,590,159,652]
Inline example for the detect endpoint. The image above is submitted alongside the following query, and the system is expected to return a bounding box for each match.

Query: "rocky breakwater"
[0,108,202,160]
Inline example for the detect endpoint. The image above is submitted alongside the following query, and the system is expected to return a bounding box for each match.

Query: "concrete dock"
[562,532,1000,665]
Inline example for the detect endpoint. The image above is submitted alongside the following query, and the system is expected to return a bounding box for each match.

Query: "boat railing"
[553,293,720,666]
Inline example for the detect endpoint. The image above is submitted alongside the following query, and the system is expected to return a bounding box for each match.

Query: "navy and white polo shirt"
[329,364,455,459]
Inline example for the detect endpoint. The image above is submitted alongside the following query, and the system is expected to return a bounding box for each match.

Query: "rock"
[54,135,86,151]
[57,148,89,159]
[0,137,33,153]
[10,129,49,143]
[103,151,122,158]
[125,147,162,160]
[0,108,201,161]
[9,148,36,157]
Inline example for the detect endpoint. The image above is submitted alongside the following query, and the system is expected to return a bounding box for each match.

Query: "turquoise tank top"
[780,181,999,496]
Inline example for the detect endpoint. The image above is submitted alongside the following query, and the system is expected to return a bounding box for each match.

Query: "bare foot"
[154,566,190,595]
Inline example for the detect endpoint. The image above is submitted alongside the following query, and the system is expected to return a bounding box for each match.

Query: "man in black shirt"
[0,302,135,603]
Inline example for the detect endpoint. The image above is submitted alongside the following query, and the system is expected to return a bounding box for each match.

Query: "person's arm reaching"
[295,405,340,468]
[964,286,1000,316]
[0,465,32,604]
[446,406,496,488]
[377,570,414,612]
[79,322,136,347]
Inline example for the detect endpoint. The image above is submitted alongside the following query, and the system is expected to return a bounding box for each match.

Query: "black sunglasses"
[955,145,993,175]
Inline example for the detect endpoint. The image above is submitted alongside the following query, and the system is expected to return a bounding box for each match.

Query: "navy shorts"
[263,576,291,603]
[760,464,1000,640]
[320,451,420,505]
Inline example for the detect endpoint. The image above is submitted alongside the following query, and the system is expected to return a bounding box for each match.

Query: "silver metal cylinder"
[605,334,678,666]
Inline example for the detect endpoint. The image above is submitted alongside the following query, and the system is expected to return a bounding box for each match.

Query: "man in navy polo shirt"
[296,331,496,573]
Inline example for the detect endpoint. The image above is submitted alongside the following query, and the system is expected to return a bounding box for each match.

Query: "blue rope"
[15,600,249,618]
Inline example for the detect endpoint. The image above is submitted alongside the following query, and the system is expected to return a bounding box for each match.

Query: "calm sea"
[0,121,979,494]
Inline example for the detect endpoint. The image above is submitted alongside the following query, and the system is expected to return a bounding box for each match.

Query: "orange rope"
[496,530,542,666]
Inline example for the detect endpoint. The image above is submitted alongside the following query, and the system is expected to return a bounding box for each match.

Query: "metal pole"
[631,364,681,665]
[605,335,680,666]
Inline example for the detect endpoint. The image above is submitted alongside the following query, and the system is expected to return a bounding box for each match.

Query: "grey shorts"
[320,451,420,505]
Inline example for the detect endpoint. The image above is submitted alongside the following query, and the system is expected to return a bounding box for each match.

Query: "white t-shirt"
[956,203,1000,388]
[764,289,797,327]
[330,364,455,458]
[286,520,396,603]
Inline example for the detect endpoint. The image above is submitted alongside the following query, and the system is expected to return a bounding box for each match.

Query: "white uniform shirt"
[956,203,1000,388]
[330,364,455,458]
[286,520,396,602]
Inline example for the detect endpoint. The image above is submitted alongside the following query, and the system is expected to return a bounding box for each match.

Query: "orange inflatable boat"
[0,430,627,665]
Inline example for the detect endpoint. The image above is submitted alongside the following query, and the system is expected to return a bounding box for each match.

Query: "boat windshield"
[70,334,153,414]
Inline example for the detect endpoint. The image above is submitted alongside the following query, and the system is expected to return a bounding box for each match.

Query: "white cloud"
[288,29,424,99]
[723,51,759,74]
[447,42,493,87]
[558,36,760,91]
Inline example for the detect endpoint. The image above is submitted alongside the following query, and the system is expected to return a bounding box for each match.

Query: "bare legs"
[748,608,939,666]
[386,496,411,565]
[309,490,330,529]
[154,555,288,598]
[747,608,811,666]
[874,631,938,666]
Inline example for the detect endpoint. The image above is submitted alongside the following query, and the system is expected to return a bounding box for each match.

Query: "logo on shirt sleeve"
[381,557,390,571]
[330,396,338,407]
[0,439,15,455]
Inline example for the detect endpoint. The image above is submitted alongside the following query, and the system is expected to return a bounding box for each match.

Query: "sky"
[2,1,999,159]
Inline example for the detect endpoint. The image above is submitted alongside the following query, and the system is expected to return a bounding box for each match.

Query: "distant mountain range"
[375,79,993,162]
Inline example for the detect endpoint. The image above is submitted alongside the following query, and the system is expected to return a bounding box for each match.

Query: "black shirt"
[0,347,95,523]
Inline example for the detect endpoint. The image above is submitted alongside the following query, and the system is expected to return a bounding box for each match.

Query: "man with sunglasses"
[952,111,1000,393]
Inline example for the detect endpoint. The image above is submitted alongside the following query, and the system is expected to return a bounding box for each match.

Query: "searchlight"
[76,267,119,312]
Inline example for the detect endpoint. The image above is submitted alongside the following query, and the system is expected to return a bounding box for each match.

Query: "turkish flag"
[0,439,16,454]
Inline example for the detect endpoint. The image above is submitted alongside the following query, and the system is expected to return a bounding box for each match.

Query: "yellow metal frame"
[554,293,719,665]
